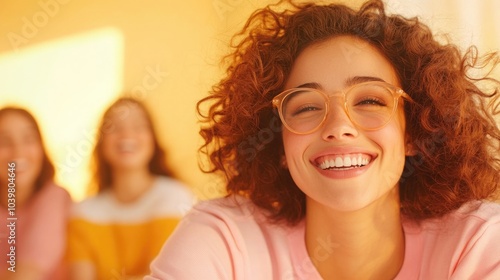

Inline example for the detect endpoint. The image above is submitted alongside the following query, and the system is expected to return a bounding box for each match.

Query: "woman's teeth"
[318,154,371,170]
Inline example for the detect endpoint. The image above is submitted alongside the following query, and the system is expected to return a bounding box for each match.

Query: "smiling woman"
[281,36,410,218]
[0,107,71,280]
[146,0,500,279]
[66,98,195,280]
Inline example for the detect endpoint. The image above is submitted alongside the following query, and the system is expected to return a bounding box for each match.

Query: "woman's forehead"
[286,36,400,90]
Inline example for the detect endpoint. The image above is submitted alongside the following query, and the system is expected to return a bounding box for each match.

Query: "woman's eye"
[356,98,386,106]
[292,105,322,116]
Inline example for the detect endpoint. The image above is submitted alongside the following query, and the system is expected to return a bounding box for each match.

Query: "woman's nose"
[320,101,359,141]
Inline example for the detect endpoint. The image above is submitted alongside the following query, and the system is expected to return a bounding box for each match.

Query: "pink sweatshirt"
[146,196,500,279]
[0,183,72,280]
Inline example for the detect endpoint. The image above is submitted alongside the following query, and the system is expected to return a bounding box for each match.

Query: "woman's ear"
[405,145,417,156]
[404,136,417,156]
[280,154,288,169]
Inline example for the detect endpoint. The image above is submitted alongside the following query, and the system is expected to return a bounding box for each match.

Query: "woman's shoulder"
[29,182,72,211]
[192,195,260,217]
[147,176,196,215]
[69,177,196,223]
[36,182,71,200]
[69,191,114,221]
[183,195,288,233]
[402,201,500,244]
[153,176,195,199]
[148,195,299,279]
[14,182,72,221]
[429,201,499,230]
[459,200,500,221]
[399,201,500,278]
[450,201,500,236]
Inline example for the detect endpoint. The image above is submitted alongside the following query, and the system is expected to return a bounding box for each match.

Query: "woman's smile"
[310,147,377,179]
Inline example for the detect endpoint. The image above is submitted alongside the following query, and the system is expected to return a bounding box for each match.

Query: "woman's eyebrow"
[295,82,322,89]
[345,76,386,86]
[294,76,387,90]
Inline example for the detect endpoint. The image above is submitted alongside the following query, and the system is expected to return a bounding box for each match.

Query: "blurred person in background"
[66,97,195,280]
[0,107,72,280]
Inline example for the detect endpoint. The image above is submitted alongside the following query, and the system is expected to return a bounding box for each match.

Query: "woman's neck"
[305,188,405,280]
[110,169,155,204]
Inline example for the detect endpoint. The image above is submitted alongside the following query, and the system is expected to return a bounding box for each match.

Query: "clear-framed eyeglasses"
[272,81,414,135]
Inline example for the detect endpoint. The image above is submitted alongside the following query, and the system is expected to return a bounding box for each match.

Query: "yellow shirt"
[67,176,195,279]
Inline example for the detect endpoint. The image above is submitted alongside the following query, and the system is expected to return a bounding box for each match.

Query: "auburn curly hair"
[197,0,500,224]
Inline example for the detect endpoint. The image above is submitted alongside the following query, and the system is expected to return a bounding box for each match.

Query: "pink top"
[0,183,72,280]
[147,195,500,279]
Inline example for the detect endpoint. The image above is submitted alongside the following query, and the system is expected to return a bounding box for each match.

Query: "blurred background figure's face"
[0,112,44,204]
[101,103,155,173]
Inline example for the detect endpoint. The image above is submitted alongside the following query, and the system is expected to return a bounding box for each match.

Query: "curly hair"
[91,97,175,193]
[197,0,500,224]
[0,107,55,193]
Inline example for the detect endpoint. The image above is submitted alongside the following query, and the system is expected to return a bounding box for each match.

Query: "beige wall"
[0,0,498,201]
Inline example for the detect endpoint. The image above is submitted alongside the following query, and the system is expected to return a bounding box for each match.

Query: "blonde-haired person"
[0,107,72,280]
[147,0,500,279]
[67,98,195,280]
